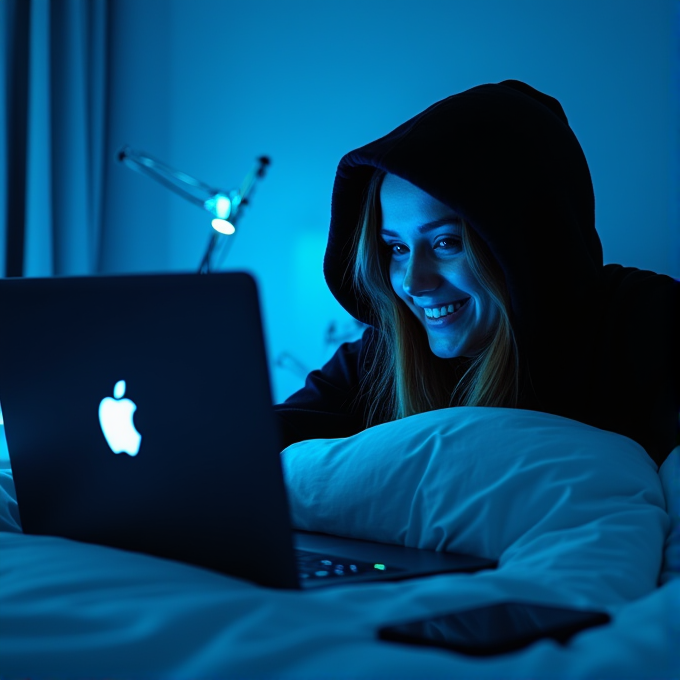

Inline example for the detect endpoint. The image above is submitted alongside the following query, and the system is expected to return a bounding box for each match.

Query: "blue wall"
[102,0,679,402]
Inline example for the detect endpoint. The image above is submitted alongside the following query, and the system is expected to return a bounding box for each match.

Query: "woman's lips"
[422,297,471,328]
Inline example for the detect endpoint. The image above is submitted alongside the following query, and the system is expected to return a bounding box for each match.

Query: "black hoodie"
[274,80,679,467]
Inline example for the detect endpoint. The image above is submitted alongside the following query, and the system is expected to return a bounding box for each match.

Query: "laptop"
[0,272,495,589]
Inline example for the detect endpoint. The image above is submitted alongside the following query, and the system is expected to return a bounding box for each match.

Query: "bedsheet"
[0,531,678,679]
[1,410,679,678]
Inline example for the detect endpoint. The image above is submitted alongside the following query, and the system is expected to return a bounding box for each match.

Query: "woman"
[274,80,679,468]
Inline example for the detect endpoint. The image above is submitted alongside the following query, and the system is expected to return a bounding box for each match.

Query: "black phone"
[378,601,611,657]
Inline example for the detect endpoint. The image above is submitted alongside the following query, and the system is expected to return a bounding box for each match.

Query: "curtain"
[0,0,109,277]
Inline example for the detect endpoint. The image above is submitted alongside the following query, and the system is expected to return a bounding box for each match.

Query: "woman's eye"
[435,237,462,251]
[389,243,408,256]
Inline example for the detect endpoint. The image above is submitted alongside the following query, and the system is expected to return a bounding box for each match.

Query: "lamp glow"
[204,193,232,219]
[212,219,236,235]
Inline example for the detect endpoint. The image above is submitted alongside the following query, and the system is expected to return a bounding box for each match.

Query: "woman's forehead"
[380,173,461,232]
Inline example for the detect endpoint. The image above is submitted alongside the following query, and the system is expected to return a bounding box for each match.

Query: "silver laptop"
[0,272,495,588]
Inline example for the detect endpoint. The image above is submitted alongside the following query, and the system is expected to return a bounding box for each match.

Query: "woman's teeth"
[424,300,467,319]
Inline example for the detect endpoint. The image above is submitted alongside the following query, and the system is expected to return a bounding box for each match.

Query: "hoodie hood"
[322,81,679,463]
[325,80,602,336]
[324,80,603,414]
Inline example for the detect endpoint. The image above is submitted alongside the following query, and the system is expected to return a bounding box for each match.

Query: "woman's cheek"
[389,267,403,298]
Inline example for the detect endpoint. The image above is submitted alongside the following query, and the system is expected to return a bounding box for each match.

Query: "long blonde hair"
[352,170,519,424]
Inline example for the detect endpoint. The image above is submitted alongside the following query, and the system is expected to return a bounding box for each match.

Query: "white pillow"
[659,446,680,584]
[282,407,668,604]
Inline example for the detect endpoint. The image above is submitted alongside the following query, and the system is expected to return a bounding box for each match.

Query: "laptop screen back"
[0,272,299,588]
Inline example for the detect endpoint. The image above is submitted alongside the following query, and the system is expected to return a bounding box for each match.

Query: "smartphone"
[378,601,611,656]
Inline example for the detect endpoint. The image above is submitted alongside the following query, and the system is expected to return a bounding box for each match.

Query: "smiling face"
[379,173,499,359]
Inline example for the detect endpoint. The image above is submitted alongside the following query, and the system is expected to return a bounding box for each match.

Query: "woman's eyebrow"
[380,217,462,238]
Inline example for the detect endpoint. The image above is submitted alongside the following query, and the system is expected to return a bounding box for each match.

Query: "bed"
[1,407,678,679]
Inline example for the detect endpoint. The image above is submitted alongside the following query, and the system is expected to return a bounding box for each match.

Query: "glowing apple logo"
[98,380,142,456]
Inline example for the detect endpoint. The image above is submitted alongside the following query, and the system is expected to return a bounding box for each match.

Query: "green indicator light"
[373,564,386,570]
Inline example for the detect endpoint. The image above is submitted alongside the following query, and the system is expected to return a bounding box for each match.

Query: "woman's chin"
[428,335,481,360]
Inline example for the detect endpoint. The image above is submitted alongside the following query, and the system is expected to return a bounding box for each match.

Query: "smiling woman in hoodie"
[353,171,519,425]
[274,80,679,469]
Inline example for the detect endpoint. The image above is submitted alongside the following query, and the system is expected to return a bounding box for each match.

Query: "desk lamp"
[118,147,270,273]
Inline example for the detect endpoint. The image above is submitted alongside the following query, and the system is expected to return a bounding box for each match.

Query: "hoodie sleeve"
[273,329,373,449]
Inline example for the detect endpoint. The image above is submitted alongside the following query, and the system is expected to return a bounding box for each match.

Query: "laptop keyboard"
[295,549,404,581]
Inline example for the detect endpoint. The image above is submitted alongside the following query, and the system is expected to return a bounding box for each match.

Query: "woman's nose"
[402,251,439,297]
